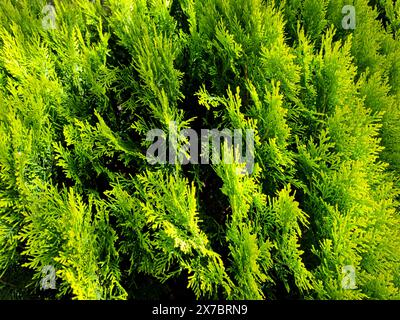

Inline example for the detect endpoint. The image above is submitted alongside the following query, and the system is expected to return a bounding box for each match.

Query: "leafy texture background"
[0,0,399,300]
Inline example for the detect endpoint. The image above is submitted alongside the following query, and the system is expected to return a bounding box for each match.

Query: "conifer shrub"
[0,0,399,300]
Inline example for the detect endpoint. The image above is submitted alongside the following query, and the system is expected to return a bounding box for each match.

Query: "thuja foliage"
[0,0,399,300]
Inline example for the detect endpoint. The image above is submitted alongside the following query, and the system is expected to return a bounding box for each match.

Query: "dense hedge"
[0,0,399,300]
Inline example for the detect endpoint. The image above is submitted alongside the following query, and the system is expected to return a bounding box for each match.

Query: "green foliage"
[0,0,399,300]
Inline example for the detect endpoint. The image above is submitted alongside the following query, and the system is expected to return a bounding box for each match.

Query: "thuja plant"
[0,0,399,300]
